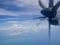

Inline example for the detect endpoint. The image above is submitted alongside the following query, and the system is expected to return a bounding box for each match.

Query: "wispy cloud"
[0,0,40,16]
[0,20,48,36]
[1,19,60,36]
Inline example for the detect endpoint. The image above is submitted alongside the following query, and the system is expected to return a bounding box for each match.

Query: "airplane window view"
[0,0,60,45]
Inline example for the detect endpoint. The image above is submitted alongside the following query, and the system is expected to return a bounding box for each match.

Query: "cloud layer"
[0,0,41,16]
[0,0,60,36]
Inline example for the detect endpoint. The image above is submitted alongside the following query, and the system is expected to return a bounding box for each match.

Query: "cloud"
[0,0,60,16]
[0,0,60,20]
[0,20,48,36]
[0,0,40,16]
[19,0,40,8]
[0,19,60,36]
[0,0,60,36]
[0,9,40,16]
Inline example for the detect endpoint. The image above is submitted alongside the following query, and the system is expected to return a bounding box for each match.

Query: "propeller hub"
[41,8,57,18]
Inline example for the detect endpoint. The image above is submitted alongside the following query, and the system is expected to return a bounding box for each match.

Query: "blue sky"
[0,0,60,45]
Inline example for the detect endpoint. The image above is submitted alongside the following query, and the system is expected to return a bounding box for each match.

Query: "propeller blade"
[52,1,60,11]
[49,0,54,8]
[39,0,46,9]
[33,17,46,19]
[33,17,46,20]
[48,18,51,40]
[49,20,51,39]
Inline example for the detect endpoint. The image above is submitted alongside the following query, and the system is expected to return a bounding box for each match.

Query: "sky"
[0,0,60,45]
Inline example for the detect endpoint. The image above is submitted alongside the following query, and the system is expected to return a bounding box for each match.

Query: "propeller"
[38,0,60,39]
[34,0,60,39]
[39,0,54,39]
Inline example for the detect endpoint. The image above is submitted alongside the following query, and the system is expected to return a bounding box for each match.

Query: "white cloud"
[0,20,48,36]
[0,8,40,16]
[18,0,40,8]
[0,19,60,36]
[0,9,18,16]
[0,0,41,16]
